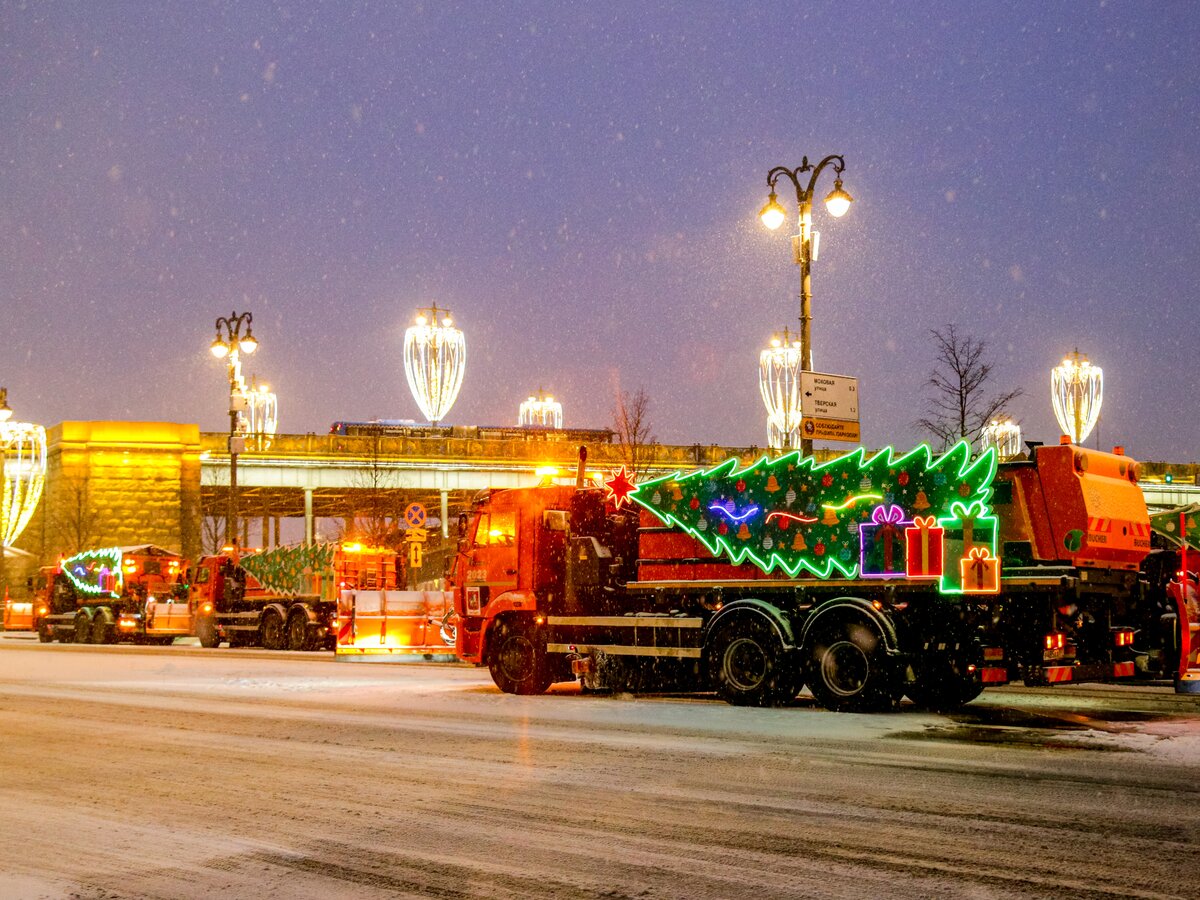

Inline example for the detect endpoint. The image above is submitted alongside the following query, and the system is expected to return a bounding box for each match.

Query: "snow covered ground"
[1,639,1198,898]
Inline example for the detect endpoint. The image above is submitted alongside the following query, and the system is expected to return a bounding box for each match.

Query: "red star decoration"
[604,466,637,509]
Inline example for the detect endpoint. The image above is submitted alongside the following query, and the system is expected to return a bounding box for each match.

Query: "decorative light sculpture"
[980,417,1022,459]
[518,388,563,429]
[244,376,279,451]
[403,304,465,425]
[1051,349,1103,445]
[759,327,803,449]
[0,388,47,550]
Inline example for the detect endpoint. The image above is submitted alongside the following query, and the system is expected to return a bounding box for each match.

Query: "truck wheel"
[37,622,54,643]
[91,612,115,645]
[286,609,314,651]
[195,616,220,648]
[488,619,551,695]
[260,610,286,650]
[74,611,93,644]
[708,617,796,707]
[806,619,896,712]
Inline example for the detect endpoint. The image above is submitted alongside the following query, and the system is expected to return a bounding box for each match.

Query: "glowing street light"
[519,388,563,429]
[0,388,47,589]
[211,311,258,549]
[759,153,854,456]
[244,376,278,451]
[1052,349,1103,445]
[980,417,1023,459]
[404,304,465,425]
[759,328,803,450]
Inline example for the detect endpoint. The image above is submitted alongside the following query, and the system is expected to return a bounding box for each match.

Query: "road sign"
[404,503,427,528]
[800,372,859,422]
[801,417,861,443]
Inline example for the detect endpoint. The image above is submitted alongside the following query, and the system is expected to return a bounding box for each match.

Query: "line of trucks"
[3,542,401,651]
[4,439,1196,711]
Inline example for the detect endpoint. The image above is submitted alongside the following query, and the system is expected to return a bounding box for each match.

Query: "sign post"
[800,371,861,444]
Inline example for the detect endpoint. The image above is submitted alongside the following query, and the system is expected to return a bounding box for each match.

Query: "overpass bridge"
[200,430,761,544]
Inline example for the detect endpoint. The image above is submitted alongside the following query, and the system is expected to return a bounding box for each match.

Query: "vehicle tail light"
[1045,633,1065,651]
[1112,628,1135,647]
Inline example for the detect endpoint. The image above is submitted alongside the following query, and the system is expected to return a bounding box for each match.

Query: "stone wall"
[9,422,201,596]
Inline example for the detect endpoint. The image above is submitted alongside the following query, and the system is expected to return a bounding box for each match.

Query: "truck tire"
[37,622,54,643]
[806,618,897,712]
[286,608,314,651]
[91,611,115,645]
[708,616,798,707]
[260,609,286,650]
[195,616,220,648]
[488,619,552,695]
[74,611,93,644]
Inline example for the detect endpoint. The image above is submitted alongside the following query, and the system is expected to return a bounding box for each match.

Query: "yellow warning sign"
[801,417,861,443]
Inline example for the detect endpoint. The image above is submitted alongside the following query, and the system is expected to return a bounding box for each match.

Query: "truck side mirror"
[543,510,569,532]
[457,512,469,538]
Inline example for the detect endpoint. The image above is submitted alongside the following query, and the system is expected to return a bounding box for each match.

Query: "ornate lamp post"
[1051,349,1103,445]
[759,154,854,456]
[981,417,1023,459]
[518,388,563,429]
[0,388,47,592]
[403,304,465,425]
[210,311,259,549]
[759,327,803,450]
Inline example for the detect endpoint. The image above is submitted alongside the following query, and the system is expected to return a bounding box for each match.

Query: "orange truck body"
[452,444,1186,708]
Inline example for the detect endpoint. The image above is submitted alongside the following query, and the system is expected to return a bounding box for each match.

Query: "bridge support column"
[440,490,449,538]
[304,489,314,545]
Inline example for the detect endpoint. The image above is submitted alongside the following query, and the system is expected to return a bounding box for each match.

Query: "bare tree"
[46,473,100,557]
[341,427,405,549]
[915,324,1022,450]
[612,386,655,477]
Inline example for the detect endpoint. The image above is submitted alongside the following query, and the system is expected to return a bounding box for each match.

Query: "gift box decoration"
[938,501,999,593]
[904,516,944,579]
[860,504,910,578]
[959,546,1000,593]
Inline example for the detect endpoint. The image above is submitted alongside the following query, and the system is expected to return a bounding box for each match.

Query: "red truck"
[451,441,1188,710]
[190,542,399,650]
[32,546,189,644]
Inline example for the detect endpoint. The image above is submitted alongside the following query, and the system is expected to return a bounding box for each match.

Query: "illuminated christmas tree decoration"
[404,304,466,425]
[1051,349,1103,444]
[631,442,997,583]
[0,388,47,551]
[518,388,563,429]
[61,546,125,598]
[759,327,803,449]
[980,417,1022,459]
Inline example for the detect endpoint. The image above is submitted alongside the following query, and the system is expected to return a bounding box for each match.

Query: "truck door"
[463,506,518,616]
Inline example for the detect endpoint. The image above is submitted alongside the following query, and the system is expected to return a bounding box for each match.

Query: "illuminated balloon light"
[244,376,278,451]
[1051,350,1103,444]
[518,389,562,429]
[1,420,47,550]
[759,329,803,449]
[980,418,1022,459]
[403,304,466,425]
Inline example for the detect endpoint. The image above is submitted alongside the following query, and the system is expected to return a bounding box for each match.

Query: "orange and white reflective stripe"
[980,667,1008,684]
[1044,665,1074,683]
[1111,661,1135,678]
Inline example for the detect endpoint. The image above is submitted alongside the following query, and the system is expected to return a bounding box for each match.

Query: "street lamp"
[211,311,258,550]
[0,388,47,594]
[759,327,803,450]
[1051,349,1103,445]
[403,304,465,425]
[759,154,854,456]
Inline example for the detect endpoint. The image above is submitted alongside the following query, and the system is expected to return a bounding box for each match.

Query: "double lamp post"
[210,311,258,551]
[759,154,854,456]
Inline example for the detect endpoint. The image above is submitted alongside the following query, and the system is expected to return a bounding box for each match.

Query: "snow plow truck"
[451,441,1189,710]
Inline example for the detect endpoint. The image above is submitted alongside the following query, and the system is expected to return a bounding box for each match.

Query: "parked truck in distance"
[452,441,1188,710]
[190,542,400,650]
[32,545,189,644]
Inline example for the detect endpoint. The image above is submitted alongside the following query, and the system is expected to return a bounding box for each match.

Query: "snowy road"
[1,639,1198,899]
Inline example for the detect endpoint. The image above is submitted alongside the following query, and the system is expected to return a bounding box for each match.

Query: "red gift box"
[904,516,943,579]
